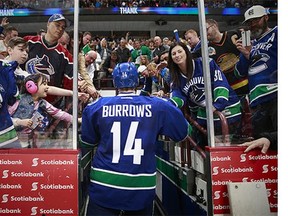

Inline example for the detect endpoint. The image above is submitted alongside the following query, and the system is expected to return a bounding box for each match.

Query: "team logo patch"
[189,85,205,107]
[121,71,128,79]
[208,47,216,56]
[248,9,254,16]
[25,55,55,79]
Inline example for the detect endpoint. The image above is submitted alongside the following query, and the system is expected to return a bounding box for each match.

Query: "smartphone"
[241,30,251,46]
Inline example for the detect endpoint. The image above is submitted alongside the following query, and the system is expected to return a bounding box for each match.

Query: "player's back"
[82,93,188,173]
[81,92,188,210]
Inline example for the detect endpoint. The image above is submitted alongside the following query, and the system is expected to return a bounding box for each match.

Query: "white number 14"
[111,121,144,165]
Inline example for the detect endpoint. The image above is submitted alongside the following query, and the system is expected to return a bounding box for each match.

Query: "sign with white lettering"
[0,149,78,215]
[207,146,277,215]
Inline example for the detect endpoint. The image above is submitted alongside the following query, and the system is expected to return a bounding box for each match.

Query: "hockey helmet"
[113,62,139,89]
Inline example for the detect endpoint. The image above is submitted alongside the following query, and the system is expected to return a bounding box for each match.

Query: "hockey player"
[80,62,191,215]
[235,5,277,144]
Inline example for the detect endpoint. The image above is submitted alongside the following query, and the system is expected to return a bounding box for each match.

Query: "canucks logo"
[189,85,205,107]
[121,71,128,79]
[25,55,55,78]
[248,9,254,16]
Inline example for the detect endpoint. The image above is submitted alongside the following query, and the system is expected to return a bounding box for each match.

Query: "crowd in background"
[0,0,277,9]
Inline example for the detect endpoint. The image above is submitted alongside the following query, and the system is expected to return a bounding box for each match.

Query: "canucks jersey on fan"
[23,35,73,103]
[235,26,278,108]
[0,61,20,148]
[171,58,241,126]
[80,93,189,211]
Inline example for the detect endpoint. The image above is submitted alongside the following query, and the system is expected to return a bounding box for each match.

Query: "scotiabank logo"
[2,170,9,178]
[32,158,39,167]
[31,182,38,191]
[2,194,8,203]
[212,167,219,175]
[262,165,269,173]
[242,177,249,182]
[212,166,253,175]
[31,207,38,215]
[240,154,246,162]
[214,191,221,199]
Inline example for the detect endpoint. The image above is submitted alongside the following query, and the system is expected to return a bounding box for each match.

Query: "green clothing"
[131,45,151,67]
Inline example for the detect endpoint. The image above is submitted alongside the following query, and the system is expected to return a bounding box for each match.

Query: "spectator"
[0,17,9,36]
[184,29,201,55]
[115,38,131,63]
[58,30,70,49]
[168,41,242,147]
[162,37,171,48]
[131,38,151,67]
[80,62,190,215]
[23,13,73,106]
[82,31,93,54]
[0,25,18,59]
[206,18,249,97]
[9,74,78,148]
[99,38,111,68]
[67,30,99,100]
[235,5,277,143]
[0,60,20,148]
[152,36,169,64]
[101,50,121,86]
[84,50,102,82]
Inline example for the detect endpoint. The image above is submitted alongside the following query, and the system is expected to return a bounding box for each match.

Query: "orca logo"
[212,167,219,175]
[32,158,39,167]
[262,164,269,173]
[249,51,270,75]
[31,182,38,191]
[31,207,38,215]
[2,170,9,178]
[2,194,8,203]
[25,54,55,77]
[240,154,246,162]
[189,85,205,107]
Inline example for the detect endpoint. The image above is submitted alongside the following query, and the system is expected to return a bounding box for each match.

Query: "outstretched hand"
[239,137,271,154]
[0,17,9,27]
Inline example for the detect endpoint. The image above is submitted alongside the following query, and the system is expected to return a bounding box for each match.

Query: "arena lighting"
[0,7,278,17]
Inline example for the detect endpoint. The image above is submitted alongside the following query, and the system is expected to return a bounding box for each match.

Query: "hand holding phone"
[241,30,251,47]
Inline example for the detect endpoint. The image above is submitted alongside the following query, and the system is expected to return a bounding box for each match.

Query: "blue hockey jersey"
[235,26,278,108]
[80,93,189,211]
[171,58,241,126]
[0,61,20,148]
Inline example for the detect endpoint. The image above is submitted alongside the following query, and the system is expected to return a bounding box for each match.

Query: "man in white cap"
[235,5,278,153]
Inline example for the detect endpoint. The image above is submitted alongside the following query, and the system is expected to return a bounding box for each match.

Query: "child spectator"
[9,74,79,148]
[0,60,21,148]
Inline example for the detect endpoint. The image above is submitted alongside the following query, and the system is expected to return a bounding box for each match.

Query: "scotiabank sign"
[0,149,78,215]
[207,146,277,215]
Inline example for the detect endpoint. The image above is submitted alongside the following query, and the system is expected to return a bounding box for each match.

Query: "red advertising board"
[0,149,79,216]
[206,146,277,215]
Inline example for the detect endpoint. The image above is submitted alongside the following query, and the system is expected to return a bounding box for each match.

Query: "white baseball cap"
[243,5,268,24]
[137,65,147,73]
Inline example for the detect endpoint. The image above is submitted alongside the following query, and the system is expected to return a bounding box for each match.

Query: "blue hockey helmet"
[113,62,139,89]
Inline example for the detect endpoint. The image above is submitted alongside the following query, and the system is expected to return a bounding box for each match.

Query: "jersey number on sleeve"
[111,121,144,165]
